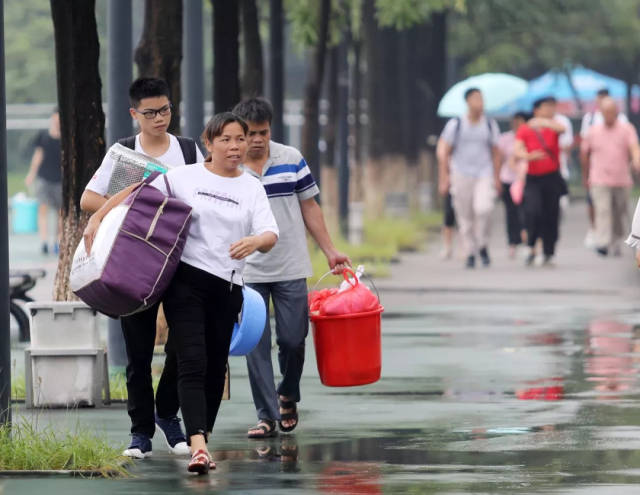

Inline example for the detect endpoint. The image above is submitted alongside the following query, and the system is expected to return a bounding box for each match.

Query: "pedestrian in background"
[498,112,528,258]
[581,88,629,248]
[437,88,501,268]
[515,97,567,267]
[25,109,61,255]
[581,97,640,257]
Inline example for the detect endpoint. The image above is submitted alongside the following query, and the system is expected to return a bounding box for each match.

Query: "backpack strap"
[176,136,198,164]
[487,118,497,150]
[451,117,461,151]
[118,136,137,150]
[451,117,496,151]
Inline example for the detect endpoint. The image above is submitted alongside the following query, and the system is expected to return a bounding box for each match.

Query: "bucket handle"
[310,268,381,302]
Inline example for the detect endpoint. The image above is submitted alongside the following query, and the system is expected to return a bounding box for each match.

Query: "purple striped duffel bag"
[70,173,192,318]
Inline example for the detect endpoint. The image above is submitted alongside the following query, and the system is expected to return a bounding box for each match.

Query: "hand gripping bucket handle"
[312,267,381,303]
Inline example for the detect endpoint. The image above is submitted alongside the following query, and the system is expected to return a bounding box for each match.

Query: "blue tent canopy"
[493,66,639,116]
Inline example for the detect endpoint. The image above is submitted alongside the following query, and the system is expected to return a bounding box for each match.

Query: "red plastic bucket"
[310,306,383,387]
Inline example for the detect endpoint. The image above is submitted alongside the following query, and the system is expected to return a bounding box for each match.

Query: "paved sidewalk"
[378,199,640,311]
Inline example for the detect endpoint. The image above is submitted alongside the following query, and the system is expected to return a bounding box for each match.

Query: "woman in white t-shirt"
[83,113,279,474]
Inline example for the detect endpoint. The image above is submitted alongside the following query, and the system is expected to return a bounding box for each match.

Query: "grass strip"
[0,419,129,476]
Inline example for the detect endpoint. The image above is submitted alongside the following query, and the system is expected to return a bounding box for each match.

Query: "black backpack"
[118,135,198,164]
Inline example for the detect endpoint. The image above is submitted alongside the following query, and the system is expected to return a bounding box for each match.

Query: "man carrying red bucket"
[232,98,351,439]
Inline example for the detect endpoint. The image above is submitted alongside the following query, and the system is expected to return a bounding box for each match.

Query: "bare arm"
[631,142,640,171]
[82,182,140,253]
[25,147,44,187]
[229,231,278,259]
[436,138,452,196]
[80,189,109,213]
[529,118,565,134]
[300,197,351,271]
[579,148,591,188]
[515,139,547,162]
[492,145,502,191]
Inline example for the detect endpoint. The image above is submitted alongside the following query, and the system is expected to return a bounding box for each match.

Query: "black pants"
[121,302,179,437]
[163,262,243,440]
[523,173,562,257]
[501,182,523,246]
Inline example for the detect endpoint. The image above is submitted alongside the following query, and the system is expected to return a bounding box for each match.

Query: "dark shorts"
[443,192,456,227]
[586,190,593,206]
[34,178,62,210]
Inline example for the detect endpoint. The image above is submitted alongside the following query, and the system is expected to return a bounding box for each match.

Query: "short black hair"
[201,112,249,161]
[232,97,273,125]
[597,88,610,97]
[464,87,481,101]
[533,96,555,109]
[129,77,171,108]
[513,111,530,121]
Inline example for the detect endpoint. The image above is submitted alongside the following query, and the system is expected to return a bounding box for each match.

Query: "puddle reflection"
[584,319,640,397]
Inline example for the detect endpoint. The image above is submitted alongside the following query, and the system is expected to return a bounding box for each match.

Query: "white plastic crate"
[25,302,99,349]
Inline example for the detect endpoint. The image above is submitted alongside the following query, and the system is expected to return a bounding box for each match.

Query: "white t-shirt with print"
[85,134,204,196]
[151,164,279,285]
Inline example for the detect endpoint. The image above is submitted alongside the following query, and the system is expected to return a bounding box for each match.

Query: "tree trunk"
[213,0,241,112]
[50,0,106,301]
[323,46,339,169]
[269,0,285,142]
[241,0,263,98]
[424,12,447,138]
[134,0,183,134]
[350,38,363,201]
[301,0,331,186]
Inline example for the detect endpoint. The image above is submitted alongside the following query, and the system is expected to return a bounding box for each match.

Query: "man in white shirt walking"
[437,88,501,268]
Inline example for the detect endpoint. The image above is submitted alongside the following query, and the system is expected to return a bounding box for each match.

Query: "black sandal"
[278,399,299,433]
[247,420,278,439]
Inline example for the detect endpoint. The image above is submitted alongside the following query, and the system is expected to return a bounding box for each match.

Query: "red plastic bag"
[318,268,379,316]
[308,288,338,315]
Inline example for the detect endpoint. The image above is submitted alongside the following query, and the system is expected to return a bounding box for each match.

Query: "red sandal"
[188,449,216,474]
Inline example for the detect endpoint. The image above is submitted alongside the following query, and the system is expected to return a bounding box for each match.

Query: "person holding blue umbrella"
[437,88,501,268]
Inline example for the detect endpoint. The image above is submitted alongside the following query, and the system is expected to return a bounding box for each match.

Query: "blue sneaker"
[123,433,152,459]
[155,413,190,455]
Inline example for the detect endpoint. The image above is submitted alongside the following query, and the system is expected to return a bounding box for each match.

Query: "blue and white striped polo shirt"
[243,141,320,283]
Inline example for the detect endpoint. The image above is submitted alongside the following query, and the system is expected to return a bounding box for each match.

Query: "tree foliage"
[450,0,640,85]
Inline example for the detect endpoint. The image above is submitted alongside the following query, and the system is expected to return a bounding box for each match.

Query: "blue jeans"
[245,279,309,421]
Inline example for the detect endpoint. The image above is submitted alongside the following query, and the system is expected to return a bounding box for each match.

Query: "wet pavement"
[4,201,640,493]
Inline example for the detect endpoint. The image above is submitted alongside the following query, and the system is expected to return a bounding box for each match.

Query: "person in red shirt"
[515,97,567,266]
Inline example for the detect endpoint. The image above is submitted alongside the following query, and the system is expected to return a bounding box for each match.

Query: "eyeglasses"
[133,103,172,120]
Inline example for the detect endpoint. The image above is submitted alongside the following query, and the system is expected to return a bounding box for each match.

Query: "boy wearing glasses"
[80,77,203,458]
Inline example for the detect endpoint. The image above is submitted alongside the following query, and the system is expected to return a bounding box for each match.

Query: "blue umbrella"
[437,73,528,117]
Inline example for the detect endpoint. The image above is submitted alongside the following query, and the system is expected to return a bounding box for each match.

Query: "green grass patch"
[0,419,129,476]
[107,370,160,401]
[12,371,160,402]
[307,211,440,287]
[8,171,27,198]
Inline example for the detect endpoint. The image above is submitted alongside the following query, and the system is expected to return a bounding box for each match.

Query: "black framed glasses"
[133,103,172,119]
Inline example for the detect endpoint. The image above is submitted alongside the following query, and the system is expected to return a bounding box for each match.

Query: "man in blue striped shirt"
[233,98,350,438]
